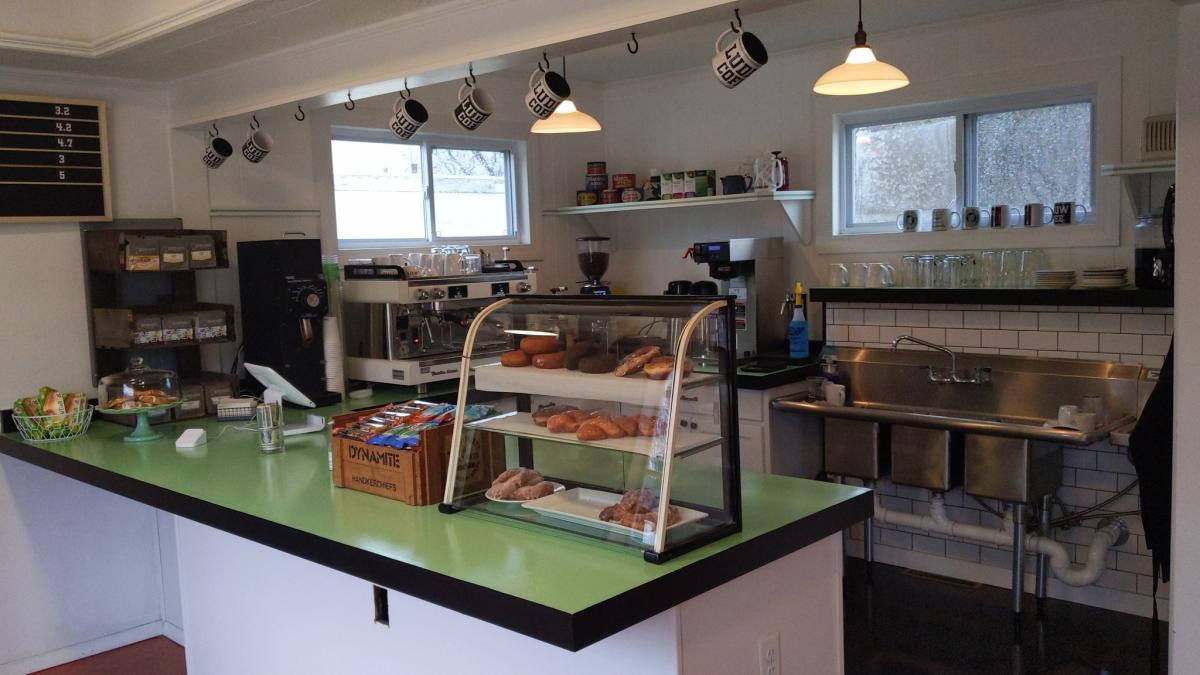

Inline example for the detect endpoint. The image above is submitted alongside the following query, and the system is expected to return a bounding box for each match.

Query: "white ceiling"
[0,0,1071,84]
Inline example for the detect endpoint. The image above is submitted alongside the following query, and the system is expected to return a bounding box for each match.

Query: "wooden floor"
[32,637,184,675]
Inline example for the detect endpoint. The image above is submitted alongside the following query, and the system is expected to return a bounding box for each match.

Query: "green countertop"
[0,392,871,650]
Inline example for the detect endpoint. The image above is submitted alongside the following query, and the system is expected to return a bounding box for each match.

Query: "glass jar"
[98,357,182,410]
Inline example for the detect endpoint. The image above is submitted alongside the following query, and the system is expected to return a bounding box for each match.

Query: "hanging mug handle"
[458,82,473,104]
[714,28,737,56]
[529,68,542,91]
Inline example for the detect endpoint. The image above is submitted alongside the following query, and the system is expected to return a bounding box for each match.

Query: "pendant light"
[531,57,601,134]
[813,0,909,96]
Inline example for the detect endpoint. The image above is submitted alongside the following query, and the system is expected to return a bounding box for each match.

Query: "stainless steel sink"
[773,348,1142,502]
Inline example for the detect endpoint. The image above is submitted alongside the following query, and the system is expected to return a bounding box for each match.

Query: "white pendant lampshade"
[530,98,602,134]
[814,0,909,96]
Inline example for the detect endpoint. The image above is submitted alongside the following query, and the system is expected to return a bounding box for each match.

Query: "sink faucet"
[891,335,991,385]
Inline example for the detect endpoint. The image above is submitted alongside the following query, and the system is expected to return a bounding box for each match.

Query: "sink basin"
[773,348,1143,503]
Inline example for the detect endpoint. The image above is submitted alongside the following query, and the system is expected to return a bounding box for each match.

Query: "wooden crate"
[331,408,504,506]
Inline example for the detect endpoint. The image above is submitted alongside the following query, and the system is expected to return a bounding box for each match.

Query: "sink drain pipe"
[875,494,1129,587]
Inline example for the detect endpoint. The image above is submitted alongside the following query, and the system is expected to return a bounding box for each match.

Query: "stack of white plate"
[1078,267,1129,288]
[1033,270,1077,289]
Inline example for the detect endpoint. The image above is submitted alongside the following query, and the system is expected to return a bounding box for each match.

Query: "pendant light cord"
[854,0,868,47]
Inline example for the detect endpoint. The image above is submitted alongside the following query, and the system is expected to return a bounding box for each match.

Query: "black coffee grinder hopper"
[577,236,612,295]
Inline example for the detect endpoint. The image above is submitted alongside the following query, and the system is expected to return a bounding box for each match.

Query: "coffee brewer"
[238,239,342,406]
[691,237,784,360]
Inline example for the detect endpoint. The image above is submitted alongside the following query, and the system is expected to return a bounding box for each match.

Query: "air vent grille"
[1143,114,1175,160]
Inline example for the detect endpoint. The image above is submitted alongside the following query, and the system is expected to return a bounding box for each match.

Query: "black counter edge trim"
[0,436,582,649]
[568,489,874,650]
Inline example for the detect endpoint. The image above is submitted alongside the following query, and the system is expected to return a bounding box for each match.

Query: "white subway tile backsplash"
[826,325,849,343]
[1063,448,1097,469]
[895,309,929,327]
[981,330,1019,349]
[833,308,864,325]
[944,304,982,311]
[1122,314,1165,334]
[1142,335,1172,356]
[965,347,1000,355]
[881,529,913,550]
[1077,352,1121,362]
[864,309,895,325]
[1096,451,1135,474]
[1144,307,1174,314]
[1075,469,1118,491]
[1079,313,1122,332]
[1109,306,1144,314]
[1018,331,1057,350]
[1097,569,1139,593]
[963,311,1000,329]
[928,310,964,328]
[1000,312,1039,330]
[944,329,981,347]
[998,348,1037,357]
[877,325,908,343]
[1166,316,1174,335]
[911,327,946,344]
[1038,350,1078,359]
[912,534,947,557]
[945,540,981,563]
[911,304,947,310]
[1126,354,1165,369]
[849,325,880,343]
[1039,313,1079,331]
[1099,333,1142,354]
[1058,332,1099,352]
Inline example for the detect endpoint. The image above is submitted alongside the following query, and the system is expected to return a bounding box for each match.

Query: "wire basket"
[12,406,94,442]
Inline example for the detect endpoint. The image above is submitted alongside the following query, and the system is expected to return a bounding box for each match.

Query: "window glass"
[974,102,1092,210]
[332,139,424,241]
[850,116,958,227]
[431,147,512,238]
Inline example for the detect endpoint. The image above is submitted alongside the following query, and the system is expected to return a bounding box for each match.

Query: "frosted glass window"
[839,94,1095,234]
[431,147,513,238]
[850,117,957,227]
[332,140,425,241]
[974,102,1092,211]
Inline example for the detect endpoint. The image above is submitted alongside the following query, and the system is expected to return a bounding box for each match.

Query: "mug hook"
[400,78,411,100]
[294,104,306,122]
[465,63,476,88]
[627,32,639,54]
[731,7,743,33]
[344,91,356,111]
[208,122,218,138]
[538,51,551,73]
[249,114,260,130]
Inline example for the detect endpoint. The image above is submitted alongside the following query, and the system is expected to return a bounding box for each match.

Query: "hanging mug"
[202,134,233,169]
[241,128,273,163]
[454,82,494,131]
[391,96,429,140]
[525,68,571,119]
[711,27,768,88]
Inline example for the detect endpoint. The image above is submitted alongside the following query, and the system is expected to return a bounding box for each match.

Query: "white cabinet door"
[738,423,767,473]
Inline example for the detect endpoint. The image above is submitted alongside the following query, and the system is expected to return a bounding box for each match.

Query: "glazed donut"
[575,420,609,442]
[513,482,556,500]
[533,404,578,426]
[520,335,560,355]
[546,413,582,433]
[614,415,639,437]
[613,345,662,377]
[500,350,531,367]
[532,351,566,369]
[578,353,619,374]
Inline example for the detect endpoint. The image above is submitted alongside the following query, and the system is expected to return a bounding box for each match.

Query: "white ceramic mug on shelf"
[822,382,846,406]
[931,208,960,231]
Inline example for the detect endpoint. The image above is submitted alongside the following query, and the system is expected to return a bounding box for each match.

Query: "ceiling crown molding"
[0,0,254,59]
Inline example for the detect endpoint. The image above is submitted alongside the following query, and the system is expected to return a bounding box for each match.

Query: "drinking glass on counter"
[827,263,849,287]
[980,250,1002,288]
[849,262,869,288]
[939,255,965,288]
[1020,249,1048,288]
[900,255,920,287]
[917,255,938,288]
[1000,249,1023,288]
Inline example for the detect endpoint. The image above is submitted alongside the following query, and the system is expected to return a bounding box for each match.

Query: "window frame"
[838,87,1096,235]
[330,126,524,250]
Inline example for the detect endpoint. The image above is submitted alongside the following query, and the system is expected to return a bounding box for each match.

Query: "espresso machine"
[238,239,342,406]
[342,263,537,389]
[691,237,784,360]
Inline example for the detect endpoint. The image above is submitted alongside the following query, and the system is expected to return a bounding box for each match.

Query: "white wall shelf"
[1100,160,1175,219]
[542,190,815,232]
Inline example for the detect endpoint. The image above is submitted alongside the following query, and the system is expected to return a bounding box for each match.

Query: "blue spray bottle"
[788,282,810,359]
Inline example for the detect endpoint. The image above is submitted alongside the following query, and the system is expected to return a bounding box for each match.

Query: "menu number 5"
[57,170,66,181]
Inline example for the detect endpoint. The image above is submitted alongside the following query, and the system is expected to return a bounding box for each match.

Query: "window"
[841,95,1093,234]
[332,128,520,248]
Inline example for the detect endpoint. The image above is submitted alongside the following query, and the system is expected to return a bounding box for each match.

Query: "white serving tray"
[521,487,708,539]
[472,362,714,406]
[466,411,721,457]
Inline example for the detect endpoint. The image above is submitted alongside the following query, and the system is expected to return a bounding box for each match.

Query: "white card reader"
[176,428,207,448]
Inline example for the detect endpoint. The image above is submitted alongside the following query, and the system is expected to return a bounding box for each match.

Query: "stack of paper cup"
[323,316,346,395]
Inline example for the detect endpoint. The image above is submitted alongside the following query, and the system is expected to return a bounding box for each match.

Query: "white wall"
[0,68,181,672]
[1169,3,1200,671]
[556,0,1177,318]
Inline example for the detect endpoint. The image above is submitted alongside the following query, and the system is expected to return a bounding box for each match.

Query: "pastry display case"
[441,296,741,563]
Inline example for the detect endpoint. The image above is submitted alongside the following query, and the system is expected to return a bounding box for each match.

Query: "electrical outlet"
[758,632,781,675]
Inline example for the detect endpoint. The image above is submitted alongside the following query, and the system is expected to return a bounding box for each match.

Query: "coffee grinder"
[577,236,612,295]
[691,237,784,360]
[237,239,342,406]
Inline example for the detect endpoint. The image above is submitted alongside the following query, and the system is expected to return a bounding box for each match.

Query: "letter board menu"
[0,94,110,222]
